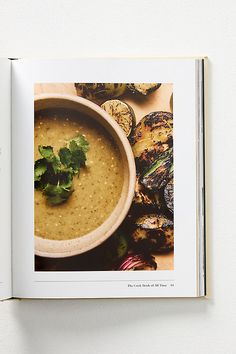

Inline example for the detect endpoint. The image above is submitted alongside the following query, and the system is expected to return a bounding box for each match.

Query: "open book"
[0,58,206,299]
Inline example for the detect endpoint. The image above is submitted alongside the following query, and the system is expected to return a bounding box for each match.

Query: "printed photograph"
[34,82,173,271]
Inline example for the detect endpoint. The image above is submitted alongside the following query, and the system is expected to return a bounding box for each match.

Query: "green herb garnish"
[34,135,89,205]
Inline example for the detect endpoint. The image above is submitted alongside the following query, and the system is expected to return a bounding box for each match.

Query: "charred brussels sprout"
[164,179,173,213]
[101,99,136,137]
[140,148,173,191]
[131,214,173,253]
[74,83,126,100]
[127,83,161,96]
[118,254,157,270]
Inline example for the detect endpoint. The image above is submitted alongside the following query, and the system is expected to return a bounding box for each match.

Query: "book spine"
[196,58,206,297]
[0,58,12,300]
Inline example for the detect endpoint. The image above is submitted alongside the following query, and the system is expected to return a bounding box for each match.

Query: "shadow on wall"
[10,296,212,354]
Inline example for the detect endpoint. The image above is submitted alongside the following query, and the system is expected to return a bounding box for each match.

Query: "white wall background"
[0,0,235,353]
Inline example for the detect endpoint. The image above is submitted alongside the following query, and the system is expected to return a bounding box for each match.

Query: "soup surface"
[34,108,124,240]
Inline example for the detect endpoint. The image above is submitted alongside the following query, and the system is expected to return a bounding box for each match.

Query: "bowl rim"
[34,93,136,258]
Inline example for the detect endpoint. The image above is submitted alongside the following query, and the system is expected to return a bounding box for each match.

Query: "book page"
[0,59,12,300]
[12,58,198,298]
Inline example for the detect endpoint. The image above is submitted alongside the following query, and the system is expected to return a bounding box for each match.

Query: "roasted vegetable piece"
[135,142,170,173]
[133,176,157,209]
[127,83,161,96]
[130,111,173,169]
[157,222,174,252]
[164,179,174,213]
[101,99,136,137]
[131,213,173,253]
[154,190,164,211]
[118,254,157,270]
[74,83,126,100]
[140,148,173,191]
[105,232,128,264]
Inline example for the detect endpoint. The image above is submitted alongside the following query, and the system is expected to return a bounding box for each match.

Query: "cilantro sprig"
[34,135,89,205]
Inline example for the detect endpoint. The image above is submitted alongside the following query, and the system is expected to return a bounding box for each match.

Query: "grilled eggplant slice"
[130,111,173,169]
[127,83,161,96]
[131,213,173,253]
[74,83,126,100]
[140,148,173,191]
[101,99,136,137]
[164,179,173,213]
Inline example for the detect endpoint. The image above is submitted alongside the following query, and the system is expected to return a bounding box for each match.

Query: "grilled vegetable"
[127,83,161,96]
[118,254,157,270]
[164,179,173,213]
[157,220,174,252]
[130,111,173,171]
[131,214,174,253]
[135,142,170,172]
[101,99,136,137]
[74,83,126,100]
[140,148,173,191]
[154,190,164,211]
[133,176,156,209]
[105,232,128,265]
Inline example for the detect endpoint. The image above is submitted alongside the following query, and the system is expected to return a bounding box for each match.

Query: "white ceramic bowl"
[34,94,136,258]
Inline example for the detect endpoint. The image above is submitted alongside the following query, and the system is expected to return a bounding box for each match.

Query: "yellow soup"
[34,108,124,240]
